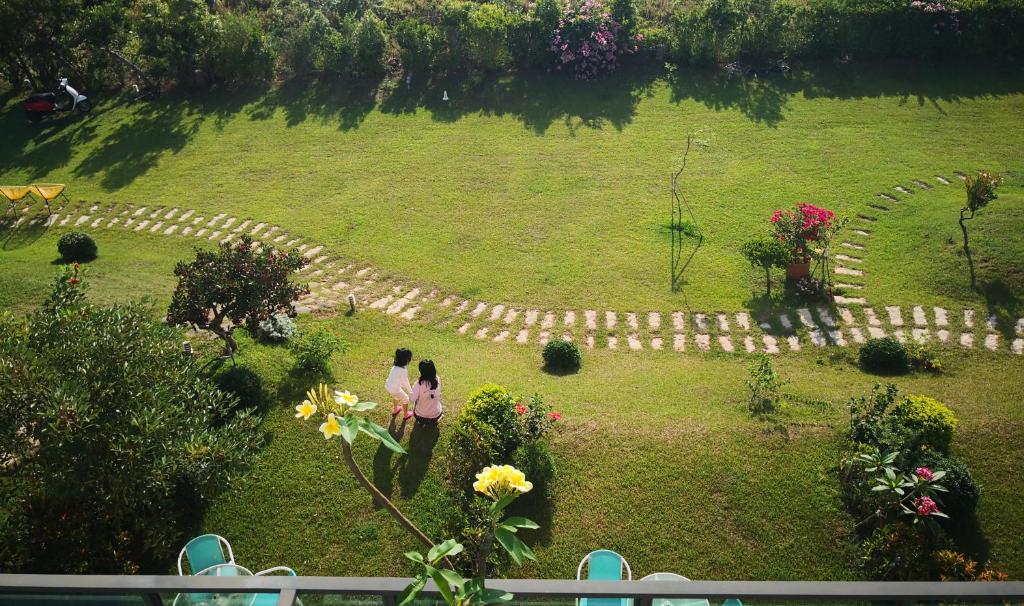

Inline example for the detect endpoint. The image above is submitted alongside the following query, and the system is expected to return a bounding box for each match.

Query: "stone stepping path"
[6,197,1021,356]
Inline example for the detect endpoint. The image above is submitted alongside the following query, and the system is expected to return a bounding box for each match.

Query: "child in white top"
[410,359,442,424]
[385,348,414,420]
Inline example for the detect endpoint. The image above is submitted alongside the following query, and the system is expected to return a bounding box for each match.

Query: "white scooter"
[24,77,92,121]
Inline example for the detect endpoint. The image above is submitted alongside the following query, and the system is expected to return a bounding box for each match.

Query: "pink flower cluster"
[915,466,935,481]
[770,203,836,257]
[914,496,940,516]
[548,0,641,80]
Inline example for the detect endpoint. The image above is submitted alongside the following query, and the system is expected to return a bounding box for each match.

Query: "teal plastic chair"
[177,534,236,576]
[576,549,632,606]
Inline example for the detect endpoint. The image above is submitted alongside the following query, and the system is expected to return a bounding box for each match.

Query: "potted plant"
[770,203,836,279]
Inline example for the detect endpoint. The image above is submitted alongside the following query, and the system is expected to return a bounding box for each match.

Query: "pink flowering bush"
[909,1,960,35]
[770,202,836,261]
[914,496,940,517]
[548,0,642,80]
[915,466,935,481]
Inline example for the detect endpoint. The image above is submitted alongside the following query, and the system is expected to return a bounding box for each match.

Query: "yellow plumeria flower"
[294,400,317,420]
[319,413,342,440]
[473,465,532,499]
[334,390,358,407]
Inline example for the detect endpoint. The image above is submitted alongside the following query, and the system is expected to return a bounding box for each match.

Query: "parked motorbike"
[23,77,92,121]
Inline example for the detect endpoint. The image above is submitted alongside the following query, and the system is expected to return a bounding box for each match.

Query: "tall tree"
[959,171,1001,289]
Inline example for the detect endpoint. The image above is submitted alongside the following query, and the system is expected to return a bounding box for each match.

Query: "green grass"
[2,62,1023,312]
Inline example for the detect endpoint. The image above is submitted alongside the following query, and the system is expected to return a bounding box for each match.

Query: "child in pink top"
[410,359,442,424]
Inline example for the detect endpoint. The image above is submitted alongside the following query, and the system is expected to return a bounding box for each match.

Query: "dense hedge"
[3,0,1023,91]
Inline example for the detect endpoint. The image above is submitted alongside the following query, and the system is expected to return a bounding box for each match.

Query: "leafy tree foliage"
[741,237,791,295]
[0,266,262,573]
[167,235,308,354]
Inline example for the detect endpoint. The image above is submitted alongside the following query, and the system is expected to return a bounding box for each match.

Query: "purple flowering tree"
[548,0,643,80]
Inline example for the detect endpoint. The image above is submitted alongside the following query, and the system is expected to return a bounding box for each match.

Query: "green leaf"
[871,485,888,492]
[351,401,377,412]
[502,516,539,530]
[397,574,427,606]
[438,568,467,590]
[478,588,514,604]
[494,527,523,565]
[339,415,359,444]
[490,493,516,514]
[357,418,407,454]
[427,538,464,563]
[427,566,455,605]
[404,551,425,563]
[930,470,947,482]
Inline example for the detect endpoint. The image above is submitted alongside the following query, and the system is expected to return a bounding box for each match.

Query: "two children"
[384,348,443,425]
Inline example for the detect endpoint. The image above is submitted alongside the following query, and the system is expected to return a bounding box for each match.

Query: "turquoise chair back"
[580,550,629,606]
[184,535,227,574]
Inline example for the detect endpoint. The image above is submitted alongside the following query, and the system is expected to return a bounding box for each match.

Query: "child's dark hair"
[418,359,438,390]
[393,348,413,368]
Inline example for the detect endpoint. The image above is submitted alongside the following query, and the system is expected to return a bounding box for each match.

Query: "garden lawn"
[2,62,1023,312]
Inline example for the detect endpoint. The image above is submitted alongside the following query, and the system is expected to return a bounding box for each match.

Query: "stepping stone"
[828,330,847,347]
[607,335,618,350]
[585,335,596,349]
[937,330,950,343]
[232,220,251,233]
[221,217,236,229]
[538,331,550,346]
[878,193,898,202]
[912,179,932,190]
[673,334,686,352]
[148,207,162,218]
[370,295,393,310]
[195,228,207,237]
[525,310,539,326]
[836,254,862,263]
[516,329,529,344]
[892,329,906,343]
[627,334,642,350]
[90,217,104,228]
[779,314,793,330]
[441,295,456,307]
[493,330,509,343]
[912,328,930,343]
[886,306,904,326]
[935,176,951,185]
[934,307,948,327]
[541,312,555,329]
[106,218,119,228]
[695,334,711,352]
[895,185,913,195]
[960,333,974,348]
[786,335,801,351]
[192,217,204,225]
[735,312,751,331]
[839,308,856,325]
[743,336,756,353]
[850,327,866,344]
[44,214,60,227]
[964,309,975,328]
[273,235,287,243]
[503,308,519,324]
[454,301,470,314]
[457,323,471,335]
[852,229,871,237]
[864,308,882,326]
[164,225,178,235]
[470,303,487,318]
[867,203,889,212]
[626,313,639,330]
[912,306,927,326]
[250,223,266,235]
[133,207,148,217]
[606,311,617,330]
[796,308,816,328]
[59,215,72,226]
[386,298,409,315]
[672,312,685,331]
[75,215,91,226]
[489,304,505,321]
[717,314,730,332]
[835,267,864,276]
[400,306,420,320]
[221,234,235,244]
[986,315,997,331]
[208,230,221,240]
[135,220,149,231]
[179,210,194,221]
[585,310,597,330]
[841,242,865,251]
[286,239,301,248]
[695,314,708,331]
[561,333,573,342]
[564,310,576,326]
[817,307,837,327]
[649,312,661,331]
[857,214,877,222]
[868,326,886,339]
[809,330,827,347]
[303,245,324,259]
[1012,338,1023,354]
[718,336,734,352]
[985,334,999,351]
[834,296,867,305]
[164,208,178,219]
[651,336,663,350]
[1016,318,1024,335]
[762,335,779,354]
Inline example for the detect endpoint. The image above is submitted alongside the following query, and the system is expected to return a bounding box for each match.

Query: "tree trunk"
[764,266,772,296]
[476,527,494,580]
[959,207,977,289]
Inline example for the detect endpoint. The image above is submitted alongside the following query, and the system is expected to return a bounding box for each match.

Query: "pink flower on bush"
[915,467,935,481]
[548,0,634,80]
[515,403,527,415]
[914,496,940,516]
[548,412,562,421]
[770,202,837,259]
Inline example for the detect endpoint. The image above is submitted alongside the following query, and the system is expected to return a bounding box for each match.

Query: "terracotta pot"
[786,261,811,279]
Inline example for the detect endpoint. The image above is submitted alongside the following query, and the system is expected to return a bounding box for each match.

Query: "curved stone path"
[2,186,1021,356]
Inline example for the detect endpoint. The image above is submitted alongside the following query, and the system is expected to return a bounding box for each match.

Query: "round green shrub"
[512,440,556,499]
[460,384,519,453]
[889,394,957,453]
[542,339,582,373]
[57,231,97,262]
[912,450,980,518]
[213,366,264,416]
[859,337,909,375]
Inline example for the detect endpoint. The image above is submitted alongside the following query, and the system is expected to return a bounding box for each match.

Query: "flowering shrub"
[793,275,827,300]
[910,1,960,35]
[548,0,641,80]
[770,203,836,261]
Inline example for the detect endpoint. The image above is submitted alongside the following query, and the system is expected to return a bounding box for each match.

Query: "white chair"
[639,572,710,606]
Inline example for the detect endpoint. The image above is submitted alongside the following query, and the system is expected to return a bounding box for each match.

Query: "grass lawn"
[2,61,1023,583]
[2,62,1023,312]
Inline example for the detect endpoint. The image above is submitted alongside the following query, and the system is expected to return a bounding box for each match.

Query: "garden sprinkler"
[347,293,357,314]
[442,90,449,102]
[182,341,193,355]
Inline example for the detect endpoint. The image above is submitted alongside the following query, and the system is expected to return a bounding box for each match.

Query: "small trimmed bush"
[912,450,980,518]
[213,366,264,417]
[57,231,97,262]
[257,313,298,342]
[859,337,909,374]
[889,394,957,453]
[461,384,519,451]
[542,339,582,373]
[289,327,346,374]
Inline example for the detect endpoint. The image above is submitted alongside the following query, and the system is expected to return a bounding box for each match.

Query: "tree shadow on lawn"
[0,221,47,251]
[979,278,1023,340]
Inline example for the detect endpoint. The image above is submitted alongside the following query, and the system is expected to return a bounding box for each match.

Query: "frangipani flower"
[334,390,358,407]
[319,413,342,440]
[473,464,533,500]
[295,399,317,420]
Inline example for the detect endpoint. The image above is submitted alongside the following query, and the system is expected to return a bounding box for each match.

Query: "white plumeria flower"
[334,390,359,407]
